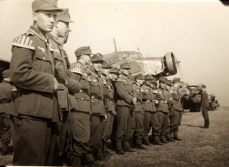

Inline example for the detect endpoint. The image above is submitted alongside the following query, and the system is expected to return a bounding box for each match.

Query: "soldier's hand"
[104,114,107,121]
[54,77,58,91]
[153,100,159,105]
[132,97,137,104]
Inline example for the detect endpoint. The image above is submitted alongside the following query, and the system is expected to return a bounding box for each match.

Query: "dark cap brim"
[59,19,74,23]
[35,8,63,12]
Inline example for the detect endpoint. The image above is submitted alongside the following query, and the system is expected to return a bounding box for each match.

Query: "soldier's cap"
[120,62,130,69]
[102,61,112,68]
[167,80,173,86]
[75,46,91,57]
[144,74,154,80]
[172,77,181,83]
[2,69,10,78]
[159,77,167,83]
[32,0,63,12]
[134,73,144,81]
[91,53,104,62]
[110,67,119,74]
[57,8,74,23]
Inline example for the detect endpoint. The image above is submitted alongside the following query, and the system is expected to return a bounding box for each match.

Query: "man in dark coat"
[198,84,209,128]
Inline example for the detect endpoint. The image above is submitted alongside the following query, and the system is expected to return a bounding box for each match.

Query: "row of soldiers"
[0,0,185,166]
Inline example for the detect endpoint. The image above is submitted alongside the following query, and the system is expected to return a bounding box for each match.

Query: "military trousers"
[170,110,183,132]
[68,111,90,158]
[134,111,144,142]
[202,108,209,126]
[0,113,11,145]
[157,111,170,136]
[102,112,115,141]
[143,111,161,137]
[87,115,103,160]
[116,106,135,144]
[11,116,59,166]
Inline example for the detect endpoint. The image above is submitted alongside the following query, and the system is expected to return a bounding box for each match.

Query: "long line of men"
[0,0,186,166]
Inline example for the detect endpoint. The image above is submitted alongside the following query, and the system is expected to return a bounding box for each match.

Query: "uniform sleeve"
[115,81,133,104]
[10,46,54,93]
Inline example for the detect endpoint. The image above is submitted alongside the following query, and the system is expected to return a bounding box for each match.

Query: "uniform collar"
[28,26,48,43]
[47,33,61,45]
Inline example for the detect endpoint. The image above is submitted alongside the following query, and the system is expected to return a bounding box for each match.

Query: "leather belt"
[159,100,168,104]
[91,95,103,101]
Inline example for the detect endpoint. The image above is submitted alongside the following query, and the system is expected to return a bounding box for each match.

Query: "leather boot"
[71,156,82,166]
[123,141,135,152]
[95,148,105,161]
[153,136,163,145]
[202,119,209,128]
[116,141,125,155]
[173,131,182,141]
[165,133,174,142]
[135,139,147,150]
[160,136,168,143]
[1,144,9,156]
[142,136,151,146]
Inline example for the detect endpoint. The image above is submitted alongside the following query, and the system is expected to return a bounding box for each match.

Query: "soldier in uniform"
[47,8,81,165]
[141,74,160,146]
[198,84,209,128]
[0,70,14,155]
[154,77,172,144]
[67,46,92,166]
[96,61,117,160]
[169,78,183,140]
[86,53,106,165]
[115,63,136,154]
[10,0,63,165]
[133,74,147,150]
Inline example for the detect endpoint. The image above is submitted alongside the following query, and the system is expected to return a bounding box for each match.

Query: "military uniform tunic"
[169,86,183,132]
[115,74,135,150]
[10,26,60,166]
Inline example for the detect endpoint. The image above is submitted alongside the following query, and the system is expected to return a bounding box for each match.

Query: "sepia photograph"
[0,0,228,166]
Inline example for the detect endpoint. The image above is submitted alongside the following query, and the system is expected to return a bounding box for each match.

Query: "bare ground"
[1,106,229,166]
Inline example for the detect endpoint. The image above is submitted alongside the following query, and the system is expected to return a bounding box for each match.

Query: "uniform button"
[81,98,84,100]
[43,57,46,60]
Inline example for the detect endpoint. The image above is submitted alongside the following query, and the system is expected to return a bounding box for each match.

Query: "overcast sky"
[0,0,229,106]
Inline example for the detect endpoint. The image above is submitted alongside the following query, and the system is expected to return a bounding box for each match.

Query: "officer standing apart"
[141,75,160,145]
[169,78,183,140]
[10,0,63,165]
[154,77,172,144]
[0,70,14,155]
[68,46,92,166]
[133,74,147,150]
[198,84,209,128]
[86,53,106,165]
[115,63,136,154]
[48,8,81,165]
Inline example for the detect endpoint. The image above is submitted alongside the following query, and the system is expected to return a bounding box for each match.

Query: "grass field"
[1,106,229,166]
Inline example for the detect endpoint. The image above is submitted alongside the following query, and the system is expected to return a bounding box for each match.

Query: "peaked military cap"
[2,69,10,78]
[110,68,119,74]
[167,79,173,86]
[144,74,153,80]
[172,77,181,83]
[120,62,130,69]
[159,77,167,83]
[32,0,63,12]
[102,61,112,68]
[134,73,144,80]
[57,8,74,23]
[91,53,103,62]
[75,46,92,57]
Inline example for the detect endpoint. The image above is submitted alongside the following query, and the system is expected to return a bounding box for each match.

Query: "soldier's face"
[160,82,166,88]
[151,82,156,89]
[101,68,110,76]
[145,80,151,85]
[33,11,57,32]
[166,85,170,90]
[82,55,91,64]
[122,69,130,76]
[92,61,102,72]
[56,21,69,38]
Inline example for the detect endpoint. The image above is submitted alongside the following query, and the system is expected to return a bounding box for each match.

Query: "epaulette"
[71,63,82,75]
[12,34,35,50]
